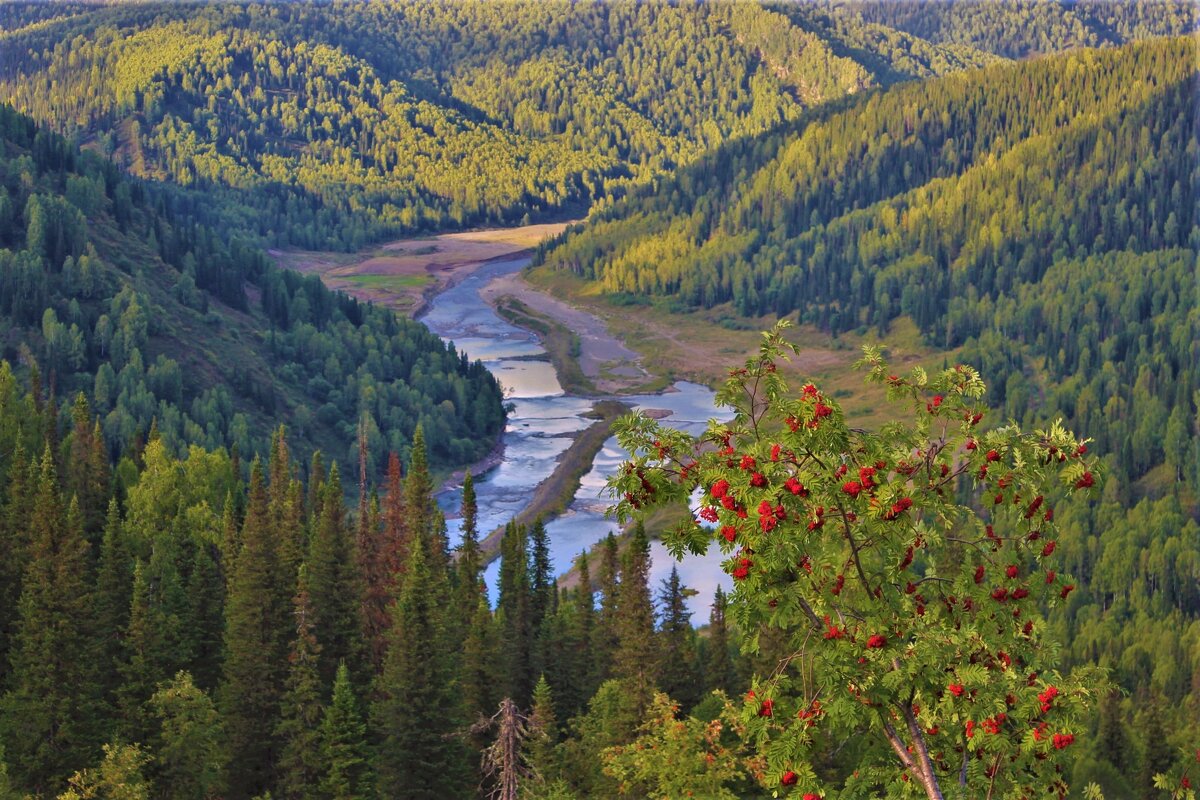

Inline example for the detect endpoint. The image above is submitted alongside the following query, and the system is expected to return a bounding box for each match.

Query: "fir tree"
[525,675,558,784]
[704,585,736,695]
[613,522,657,709]
[453,471,483,623]
[307,465,365,690]
[276,565,324,800]
[0,450,100,794]
[0,442,33,686]
[319,663,369,800]
[657,567,700,709]
[497,520,533,705]
[372,530,467,799]
[307,450,325,522]
[528,518,554,634]
[461,593,501,725]
[218,490,239,578]
[1096,693,1129,774]
[219,460,289,799]
[589,533,621,689]
[183,539,224,692]
[404,425,435,549]
[64,395,109,542]
[357,487,387,675]
[364,452,406,672]
[93,500,132,697]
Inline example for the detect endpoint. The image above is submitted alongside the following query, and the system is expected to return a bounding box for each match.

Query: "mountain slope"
[0,1,999,249]
[0,104,505,473]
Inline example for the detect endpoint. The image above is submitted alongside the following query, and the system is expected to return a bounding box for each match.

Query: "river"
[420,257,733,620]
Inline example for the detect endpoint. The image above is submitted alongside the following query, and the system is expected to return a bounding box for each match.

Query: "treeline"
[0,103,505,477]
[0,0,999,249]
[0,383,746,799]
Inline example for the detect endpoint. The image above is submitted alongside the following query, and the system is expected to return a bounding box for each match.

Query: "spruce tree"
[460,592,501,724]
[372,530,467,799]
[525,676,558,784]
[589,533,621,688]
[357,487,387,674]
[220,460,290,799]
[364,452,406,671]
[497,520,533,705]
[307,465,365,689]
[453,471,483,623]
[118,560,170,744]
[404,425,435,548]
[0,450,100,795]
[613,522,657,708]
[64,395,109,542]
[380,451,407,580]
[0,442,33,686]
[307,451,325,522]
[704,585,736,695]
[276,566,324,800]
[183,538,225,692]
[319,663,369,800]
[657,567,700,709]
[528,518,554,633]
[218,490,240,578]
[94,500,132,698]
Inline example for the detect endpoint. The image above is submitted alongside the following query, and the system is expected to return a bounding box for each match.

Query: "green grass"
[341,273,429,289]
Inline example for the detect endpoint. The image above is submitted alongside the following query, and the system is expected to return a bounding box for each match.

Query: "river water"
[421,257,733,620]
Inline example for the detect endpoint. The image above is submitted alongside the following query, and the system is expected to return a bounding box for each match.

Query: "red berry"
[985,449,1000,462]
[780,770,798,787]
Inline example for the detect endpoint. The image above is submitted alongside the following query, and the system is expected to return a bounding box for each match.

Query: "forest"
[538,33,1200,797]
[0,103,506,479]
[2,0,1185,250]
[0,1,1196,798]
[0,374,748,799]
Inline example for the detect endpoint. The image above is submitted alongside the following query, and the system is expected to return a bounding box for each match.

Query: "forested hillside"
[838,0,1195,59]
[0,1,1041,249]
[0,389,742,798]
[540,36,1200,794]
[0,104,505,475]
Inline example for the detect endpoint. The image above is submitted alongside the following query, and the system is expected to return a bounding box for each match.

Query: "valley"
[0,2,1195,798]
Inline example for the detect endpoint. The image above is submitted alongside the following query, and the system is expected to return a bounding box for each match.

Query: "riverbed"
[421,257,733,620]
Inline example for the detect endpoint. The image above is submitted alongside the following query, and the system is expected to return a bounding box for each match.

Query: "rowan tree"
[608,324,1111,800]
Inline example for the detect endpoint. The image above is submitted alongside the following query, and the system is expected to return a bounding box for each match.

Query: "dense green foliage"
[0,387,733,798]
[0,3,1196,797]
[841,0,1195,59]
[0,0,1006,249]
[542,35,1200,794]
[541,35,1197,492]
[0,104,505,475]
